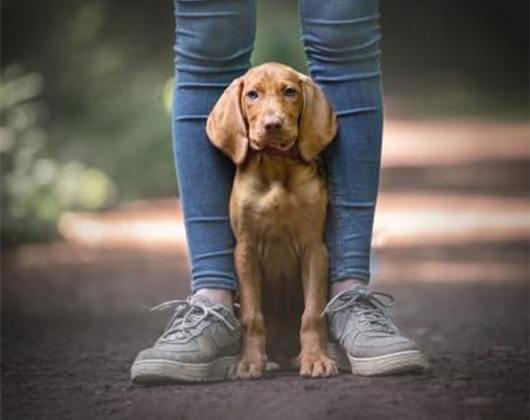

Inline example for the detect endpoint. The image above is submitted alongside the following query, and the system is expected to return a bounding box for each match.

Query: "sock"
[330,278,366,299]
[194,288,234,308]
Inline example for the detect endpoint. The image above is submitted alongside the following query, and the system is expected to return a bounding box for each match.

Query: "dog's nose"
[263,115,283,132]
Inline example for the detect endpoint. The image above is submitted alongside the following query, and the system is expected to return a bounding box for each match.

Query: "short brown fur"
[206,62,338,379]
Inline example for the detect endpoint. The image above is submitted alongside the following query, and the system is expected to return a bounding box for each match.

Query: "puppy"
[206,62,338,379]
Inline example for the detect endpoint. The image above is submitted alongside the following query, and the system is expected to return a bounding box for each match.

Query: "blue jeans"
[172,0,383,292]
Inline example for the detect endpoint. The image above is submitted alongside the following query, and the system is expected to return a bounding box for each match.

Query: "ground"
[2,120,529,419]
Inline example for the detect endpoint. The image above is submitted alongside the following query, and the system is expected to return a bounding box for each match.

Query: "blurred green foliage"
[1,66,117,243]
[1,1,177,244]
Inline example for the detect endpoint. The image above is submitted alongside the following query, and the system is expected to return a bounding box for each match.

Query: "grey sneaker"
[324,285,428,376]
[131,295,241,384]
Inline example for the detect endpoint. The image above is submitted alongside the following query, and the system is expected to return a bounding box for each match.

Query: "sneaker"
[324,285,428,376]
[131,295,241,384]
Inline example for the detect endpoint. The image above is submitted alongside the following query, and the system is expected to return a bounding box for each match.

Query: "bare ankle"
[330,278,366,299]
[194,288,234,308]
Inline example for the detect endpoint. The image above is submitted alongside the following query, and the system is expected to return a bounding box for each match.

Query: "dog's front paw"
[299,352,338,378]
[229,356,267,380]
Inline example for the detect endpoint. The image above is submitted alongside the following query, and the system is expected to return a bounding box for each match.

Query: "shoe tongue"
[190,294,214,306]
[331,285,370,310]
[350,284,368,294]
[336,284,368,302]
[190,294,233,316]
[350,286,377,308]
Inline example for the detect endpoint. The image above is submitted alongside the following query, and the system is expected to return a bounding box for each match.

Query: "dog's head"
[206,63,337,165]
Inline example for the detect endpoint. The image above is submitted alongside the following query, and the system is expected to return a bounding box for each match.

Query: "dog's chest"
[233,159,325,235]
[256,181,299,221]
[253,176,324,234]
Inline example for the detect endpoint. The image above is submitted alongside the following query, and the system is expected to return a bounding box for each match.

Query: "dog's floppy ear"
[297,75,337,162]
[206,77,248,165]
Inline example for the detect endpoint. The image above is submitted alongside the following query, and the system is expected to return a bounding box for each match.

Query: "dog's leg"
[230,239,267,380]
[298,242,338,378]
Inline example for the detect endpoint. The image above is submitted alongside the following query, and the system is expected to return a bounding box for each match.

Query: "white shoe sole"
[131,356,239,384]
[327,343,428,376]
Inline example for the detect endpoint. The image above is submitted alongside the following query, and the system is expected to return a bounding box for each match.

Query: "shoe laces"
[322,287,395,333]
[150,297,237,340]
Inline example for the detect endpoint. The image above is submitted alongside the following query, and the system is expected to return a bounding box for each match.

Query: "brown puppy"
[206,62,338,379]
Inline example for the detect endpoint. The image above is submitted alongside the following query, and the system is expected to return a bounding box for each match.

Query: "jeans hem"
[330,271,370,284]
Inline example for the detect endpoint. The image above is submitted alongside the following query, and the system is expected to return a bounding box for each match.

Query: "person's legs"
[300,0,383,291]
[131,0,256,384]
[300,0,427,375]
[172,0,256,299]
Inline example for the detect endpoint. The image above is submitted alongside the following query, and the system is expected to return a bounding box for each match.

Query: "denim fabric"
[172,0,382,292]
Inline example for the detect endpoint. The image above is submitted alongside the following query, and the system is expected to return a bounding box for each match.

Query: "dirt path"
[2,240,528,420]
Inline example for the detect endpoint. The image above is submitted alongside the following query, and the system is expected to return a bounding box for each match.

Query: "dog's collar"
[254,142,300,160]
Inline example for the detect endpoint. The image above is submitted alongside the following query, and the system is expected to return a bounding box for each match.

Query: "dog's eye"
[283,87,297,97]
[245,90,259,101]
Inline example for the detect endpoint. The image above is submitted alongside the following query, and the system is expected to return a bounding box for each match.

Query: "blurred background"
[1,0,528,244]
[1,2,529,419]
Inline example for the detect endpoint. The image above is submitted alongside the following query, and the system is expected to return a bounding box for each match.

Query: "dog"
[206,62,338,379]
